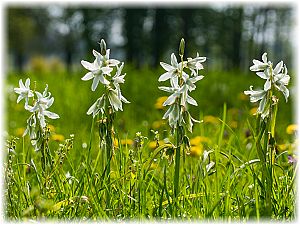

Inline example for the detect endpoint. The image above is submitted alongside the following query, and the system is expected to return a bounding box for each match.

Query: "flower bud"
[179,38,185,56]
[100,39,107,56]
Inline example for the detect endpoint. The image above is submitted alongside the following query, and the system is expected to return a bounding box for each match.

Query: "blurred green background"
[5,3,295,148]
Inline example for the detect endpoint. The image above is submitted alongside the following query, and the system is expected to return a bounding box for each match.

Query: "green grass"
[4,67,296,221]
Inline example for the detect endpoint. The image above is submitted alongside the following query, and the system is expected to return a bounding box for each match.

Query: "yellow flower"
[154,96,168,109]
[190,144,203,157]
[121,139,133,146]
[249,107,258,115]
[277,143,288,152]
[228,108,239,116]
[51,134,65,142]
[47,124,56,132]
[15,127,25,137]
[190,136,211,145]
[152,120,165,129]
[286,124,298,135]
[238,92,248,101]
[229,121,238,129]
[203,115,220,125]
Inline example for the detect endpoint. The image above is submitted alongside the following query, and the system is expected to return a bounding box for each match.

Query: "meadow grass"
[4,67,296,221]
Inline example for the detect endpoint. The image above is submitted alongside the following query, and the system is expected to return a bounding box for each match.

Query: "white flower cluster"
[14,78,59,149]
[158,50,206,131]
[244,53,290,118]
[81,39,129,117]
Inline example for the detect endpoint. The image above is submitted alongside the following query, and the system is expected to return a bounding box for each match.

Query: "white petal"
[262,53,267,63]
[273,61,283,75]
[163,93,178,106]
[189,75,204,83]
[92,76,101,91]
[19,79,25,89]
[46,97,54,108]
[279,85,289,102]
[160,62,174,71]
[187,95,198,106]
[87,101,98,115]
[171,53,178,67]
[93,49,101,57]
[158,86,176,93]
[101,66,113,75]
[25,78,30,88]
[158,72,173,82]
[256,72,268,79]
[81,72,94,81]
[44,110,59,119]
[258,95,267,114]
[162,105,173,119]
[98,75,110,85]
[108,59,120,66]
[17,95,23,103]
[264,79,271,91]
[81,60,97,71]
[120,95,130,104]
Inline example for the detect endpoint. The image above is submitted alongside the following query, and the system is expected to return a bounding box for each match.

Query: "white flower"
[250,52,270,72]
[273,64,290,102]
[159,53,188,83]
[112,63,130,104]
[244,86,269,118]
[187,53,206,76]
[87,95,105,118]
[14,78,34,104]
[81,49,120,91]
[27,85,59,128]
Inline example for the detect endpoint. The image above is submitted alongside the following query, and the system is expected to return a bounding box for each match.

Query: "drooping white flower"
[112,63,130,104]
[187,53,206,76]
[26,85,59,128]
[244,86,269,118]
[273,64,290,102]
[14,78,34,104]
[250,52,270,72]
[87,95,106,118]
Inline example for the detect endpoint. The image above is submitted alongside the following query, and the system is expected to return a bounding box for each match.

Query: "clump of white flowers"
[158,38,206,198]
[158,38,205,132]
[244,53,290,118]
[14,78,59,150]
[81,39,129,117]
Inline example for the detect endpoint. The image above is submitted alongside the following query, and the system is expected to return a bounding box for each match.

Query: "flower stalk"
[81,39,129,209]
[244,53,290,217]
[158,38,206,200]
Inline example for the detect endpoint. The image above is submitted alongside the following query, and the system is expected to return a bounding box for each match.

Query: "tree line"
[8,6,293,72]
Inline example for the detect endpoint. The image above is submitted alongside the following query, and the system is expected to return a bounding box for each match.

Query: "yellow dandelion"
[190,144,203,157]
[51,134,65,142]
[15,127,25,137]
[277,143,288,152]
[154,96,168,110]
[238,92,248,101]
[203,115,220,125]
[286,124,298,135]
[229,121,238,129]
[190,136,211,145]
[121,139,133,146]
[152,120,165,129]
[249,107,257,115]
[228,108,239,116]
[47,124,56,132]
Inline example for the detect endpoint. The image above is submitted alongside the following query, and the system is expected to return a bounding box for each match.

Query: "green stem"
[174,124,181,199]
